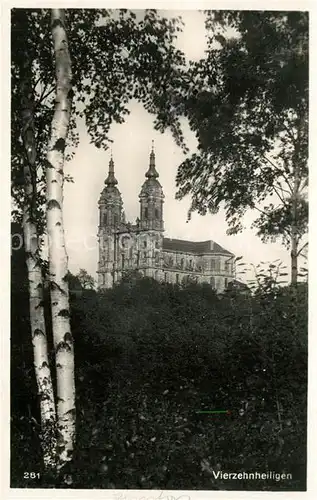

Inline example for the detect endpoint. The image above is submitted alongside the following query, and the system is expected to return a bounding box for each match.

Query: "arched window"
[121,235,129,248]
[144,207,148,219]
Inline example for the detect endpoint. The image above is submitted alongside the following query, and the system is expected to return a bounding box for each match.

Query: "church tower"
[139,142,164,231]
[138,143,165,279]
[98,155,123,288]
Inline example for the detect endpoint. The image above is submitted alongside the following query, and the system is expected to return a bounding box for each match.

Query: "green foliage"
[75,269,95,290]
[175,11,308,260]
[11,267,307,490]
[11,8,186,229]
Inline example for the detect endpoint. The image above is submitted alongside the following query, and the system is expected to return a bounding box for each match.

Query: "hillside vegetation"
[11,254,307,490]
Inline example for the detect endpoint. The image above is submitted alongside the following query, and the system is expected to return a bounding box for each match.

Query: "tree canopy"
[175,11,308,280]
[11,8,187,228]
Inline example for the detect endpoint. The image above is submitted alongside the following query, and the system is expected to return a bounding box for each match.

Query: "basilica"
[97,146,235,292]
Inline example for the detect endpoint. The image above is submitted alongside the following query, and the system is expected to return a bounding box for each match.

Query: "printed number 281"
[24,472,40,479]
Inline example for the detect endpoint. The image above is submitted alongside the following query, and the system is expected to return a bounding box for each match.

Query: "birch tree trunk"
[46,9,75,470]
[290,112,305,285]
[21,59,57,470]
[290,229,298,285]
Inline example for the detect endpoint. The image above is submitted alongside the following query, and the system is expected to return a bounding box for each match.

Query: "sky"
[62,9,300,283]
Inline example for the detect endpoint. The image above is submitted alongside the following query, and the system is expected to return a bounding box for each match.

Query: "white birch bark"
[21,64,57,470]
[22,197,57,470]
[46,9,75,470]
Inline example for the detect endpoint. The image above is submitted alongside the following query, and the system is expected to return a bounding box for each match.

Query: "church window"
[143,240,147,248]
[121,254,125,269]
[144,207,148,219]
[210,277,215,288]
[103,213,108,225]
[155,208,160,219]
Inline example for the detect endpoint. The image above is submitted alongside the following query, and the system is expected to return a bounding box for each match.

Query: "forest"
[10,8,308,491]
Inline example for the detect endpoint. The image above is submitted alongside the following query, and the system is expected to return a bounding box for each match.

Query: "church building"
[97,145,235,292]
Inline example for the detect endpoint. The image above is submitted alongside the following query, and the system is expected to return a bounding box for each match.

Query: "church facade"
[97,146,235,292]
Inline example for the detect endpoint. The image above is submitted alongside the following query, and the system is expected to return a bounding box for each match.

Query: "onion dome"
[140,142,164,199]
[99,154,122,203]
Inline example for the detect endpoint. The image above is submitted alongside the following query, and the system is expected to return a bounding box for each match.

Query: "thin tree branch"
[39,86,55,106]
[261,154,281,172]
[262,153,294,193]
[297,241,308,257]
[272,183,286,206]
[275,181,291,197]
[32,75,43,94]
[298,176,308,194]
[253,205,269,217]
[283,122,297,144]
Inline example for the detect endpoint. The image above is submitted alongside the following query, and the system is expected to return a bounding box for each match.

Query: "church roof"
[163,238,233,256]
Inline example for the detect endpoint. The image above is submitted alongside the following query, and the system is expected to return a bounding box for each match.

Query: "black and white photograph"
[6,3,311,496]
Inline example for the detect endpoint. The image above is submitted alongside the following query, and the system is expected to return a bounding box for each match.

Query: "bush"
[11,270,307,490]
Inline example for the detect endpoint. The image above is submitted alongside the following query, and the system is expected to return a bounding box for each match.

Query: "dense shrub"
[11,260,307,490]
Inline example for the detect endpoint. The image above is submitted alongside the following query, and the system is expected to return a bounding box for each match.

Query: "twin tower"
[97,145,165,288]
[97,145,235,291]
